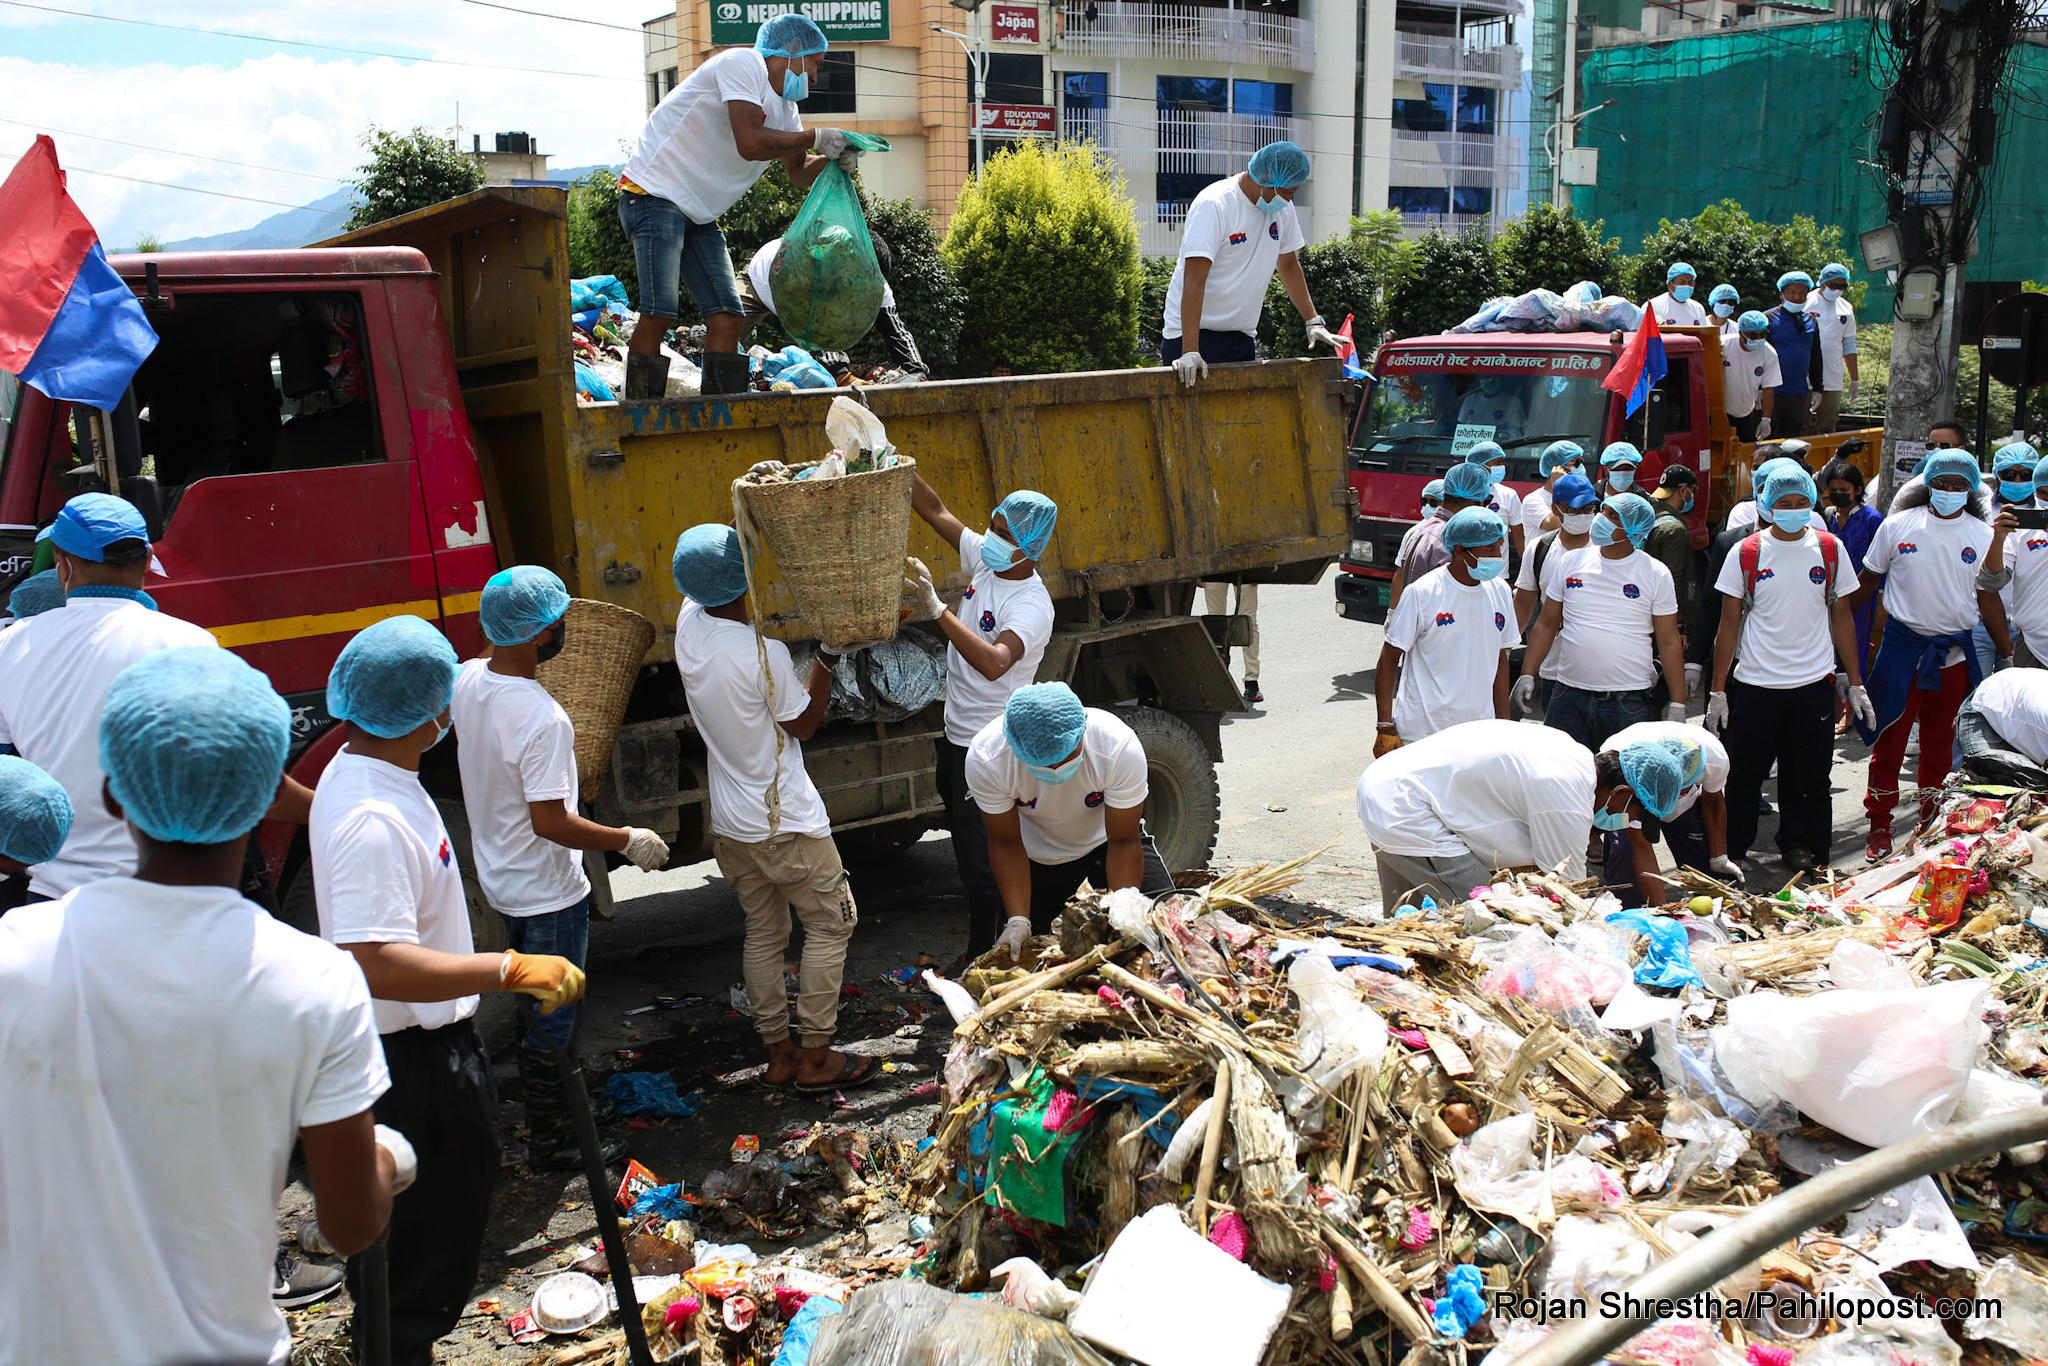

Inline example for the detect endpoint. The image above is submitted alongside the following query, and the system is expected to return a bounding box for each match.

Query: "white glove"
[1664,702,1687,723]
[1846,380,1860,405]
[1755,416,1772,440]
[1172,351,1207,387]
[901,557,945,622]
[1849,685,1876,730]
[1705,691,1730,732]
[1305,318,1342,351]
[375,1123,418,1194]
[1510,674,1537,718]
[994,916,1032,962]
[812,128,852,159]
[1808,391,1823,414]
[836,148,861,173]
[623,827,670,872]
[1835,669,1850,699]
[1684,663,1703,698]
[1709,854,1745,887]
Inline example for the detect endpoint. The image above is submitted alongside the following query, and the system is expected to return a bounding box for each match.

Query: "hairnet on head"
[1750,456,1797,490]
[1002,683,1087,768]
[50,492,149,563]
[101,648,288,845]
[1819,262,1851,284]
[1540,440,1583,476]
[1468,440,1507,466]
[1658,736,1706,790]
[8,570,62,620]
[1924,450,1982,489]
[755,13,827,56]
[1420,478,1446,504]
[1600,441,1641,468]
[996,490,1059,559]
[1995,442,2040,476]
[1606,492,1657,547]
[480,565,571,646]
[1777,271,1814,292]
[1443,460,1494,502]
[2034,454,2048,487]
[327,615,457,740]
[1552,472,1599,509]
[1709,284,1739,304]
[1736,309,1770,332]
[1761,464,1818,510]
[1247,141,1310,189]
[0,754,71,866]
[671,523,750,607]
[1666,262,1695,283]
[1443,507,1507,551]
[1617,740,1685,821]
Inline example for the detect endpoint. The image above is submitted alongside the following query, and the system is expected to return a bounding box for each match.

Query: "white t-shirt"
[450,660,590,917]
[1649,292,1710,328]
[1811,292,1858,391]
[1481,481,1523,529]
[747,238,895,317]
[1725,499,1763,534]
[1721,333,1783,418]
[1384,565,1519,741]
[1603,720,1729,819]
[1521,485,1555,540]
[1163,176,1306,337]
[1711,528,1862,688]
[966,708,1148,864]
[945,529,1056,746]
[1544,546,1679,692]
[1357,719,1595,878]
[1968,668,2048,763]
[1455,387,1530,440]
[1515,533,1584,681]
[674,600,832,842]
[0,878,386,1366]
[311,750,479,1034]
[1999,524,2048,642]
[0,597,219,897]
[624,48,801,224]
[1863,505,1994,637]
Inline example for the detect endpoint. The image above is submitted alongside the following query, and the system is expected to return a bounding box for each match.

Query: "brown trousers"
[713,832,857,1048]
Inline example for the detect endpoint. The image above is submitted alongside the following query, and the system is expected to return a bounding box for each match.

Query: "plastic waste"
[1951,1068,2048,1164]
[571,275,631,312]
[573,360,616,402]
[1965,1257,2048,1354]
[1103,885,1162,955]
[604,1070,706,1119]
[807,1277,1111,1366]
[1477,927,1629,1011]
[629,1183,691,1220]
[1431,1264,1487,1338]
[1151,1096,1212,1181]
[761,344,838,390]
[797,452,848,481]
[1449,1113,1627,1232]
[992,1257,1083,1319]
[1826,939,1917,991]
[1067,1206,1291,1366]
[1540,1214,1656,1309]
[1280,951,1389,1118]
[921,970,979,1025]
[1599,981,1684,1032]
[770,147,890,352]
[773,1292,847,1366]
[824,395,891,459]
[1604,910,1705,990]
[1660,1099,1749,1196]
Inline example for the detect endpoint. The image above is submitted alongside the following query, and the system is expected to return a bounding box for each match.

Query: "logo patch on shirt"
[1564,576,1586,590]
[979,609,996,632]
[1754,366,1766,377]
[1495,611,1507,631]
[437,837,452,867]
[1085,790,1105,808]
[1434,611,1456,626]
[1622,583,1642,599]
[1897,542,1920,555]
[1755,568,1776,583]
[2027,536,2048,553]
[962,585,976,600]
[1228,231,1248,245]
[1014,796,1037,809]
[1962,546,1979,564]
[1268,221,1281,241]
[1809,564,1829,583]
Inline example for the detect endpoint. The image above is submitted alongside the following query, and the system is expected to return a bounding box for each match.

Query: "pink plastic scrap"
[1391,1029,1429,1050]
[1746,1347,1794,1366]
[1207,1210,1250,1261]
[1318,1256,1337,1292]
[1097,985,1127,1010]
[1400,1207,1433,1248]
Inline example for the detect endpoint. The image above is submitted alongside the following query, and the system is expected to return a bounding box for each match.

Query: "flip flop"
[795,1051,881,1095]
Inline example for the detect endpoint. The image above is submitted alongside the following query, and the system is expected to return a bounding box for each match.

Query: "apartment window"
[798,52,857,116]
[1389,186,1450,216]
[1062,71,1108,142]
[646,67,678,110]
[984,53,1044,106]
[1157,75,1228,113]
[1391,84,1453,133]
[1456,86,1496,136]
[1452,186,1493,216]
[1158,172,1224,222]
[1233,80,1294,117]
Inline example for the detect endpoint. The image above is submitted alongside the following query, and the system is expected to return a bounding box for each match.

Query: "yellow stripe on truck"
[208,593,480,648]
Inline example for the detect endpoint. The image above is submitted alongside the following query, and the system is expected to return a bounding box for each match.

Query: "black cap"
[1657,464,1698,489]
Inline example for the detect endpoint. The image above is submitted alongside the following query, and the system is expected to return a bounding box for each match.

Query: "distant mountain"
[162,164,618,252]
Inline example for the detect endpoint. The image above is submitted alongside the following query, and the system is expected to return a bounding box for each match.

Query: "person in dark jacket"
[1764,271,1825,438]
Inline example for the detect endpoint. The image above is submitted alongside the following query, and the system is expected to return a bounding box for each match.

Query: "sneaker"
[273,1248,343,1308]
[534,1135,630,1172]
[1865,829,1893,862]
[1782,848,1820,873]
[1242,679,1263,704]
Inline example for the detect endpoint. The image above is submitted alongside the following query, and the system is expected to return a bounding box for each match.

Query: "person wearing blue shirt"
[1765,271,1825,438]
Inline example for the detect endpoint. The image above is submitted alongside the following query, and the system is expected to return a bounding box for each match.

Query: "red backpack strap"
[1816,529,1842,606]
[1738,532,1764,610]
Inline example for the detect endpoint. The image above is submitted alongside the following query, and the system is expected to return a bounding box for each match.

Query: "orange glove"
[500,951,585,1014]
[1373,731,1403,758]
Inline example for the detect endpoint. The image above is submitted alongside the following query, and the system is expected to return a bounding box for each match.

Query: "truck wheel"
[1123,706,1219,873]
[835,817,932,864]
[278,799,507,955]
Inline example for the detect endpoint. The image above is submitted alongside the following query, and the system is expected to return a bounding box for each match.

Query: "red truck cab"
[1333,330,1714,624]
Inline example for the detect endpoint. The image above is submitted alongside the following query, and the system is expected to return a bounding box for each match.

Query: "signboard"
[1378,349,1611,377]
[1450,424,1495,456]
[978,103,1057,136]
[711,1,890,45]
[990,4,1040,42]
[1891,439,1927,492]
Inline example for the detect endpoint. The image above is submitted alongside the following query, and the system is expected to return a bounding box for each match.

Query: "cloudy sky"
[1,0,658,248]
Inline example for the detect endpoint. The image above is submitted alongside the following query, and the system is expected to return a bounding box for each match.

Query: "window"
[1452,186,1493,216]
[984,53,1044,106]
[1391,83,1453,133]
[646,67,677,110]
[1388,186,1450,216]
[798,52,857,116]
[1455,86,1496,135]
[1158,172,1224,222]
[1232,80,1293,117]
[1646,357,1693,449]
[1156,75,1228,113]
[1062,71,1108,142]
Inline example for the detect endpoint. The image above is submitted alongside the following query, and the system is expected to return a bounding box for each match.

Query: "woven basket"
[736,457,917,650]
[535,598,657,803]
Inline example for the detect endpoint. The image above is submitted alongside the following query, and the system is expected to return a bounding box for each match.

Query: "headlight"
[1348,538,1374,563]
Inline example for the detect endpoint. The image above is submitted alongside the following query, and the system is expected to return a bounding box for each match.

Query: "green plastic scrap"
[983,1069,1087,1226]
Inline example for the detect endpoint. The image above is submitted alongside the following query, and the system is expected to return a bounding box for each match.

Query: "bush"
[1385,226,1506,339]
[1260,211,1414,358]
[1494,203,1622,296]
[941,142,1142,375]
[1625,200,1860,316]
[1137,253,1176,361]
[345,126,485,232]
[852,194,964,378]
[567,168,637,303]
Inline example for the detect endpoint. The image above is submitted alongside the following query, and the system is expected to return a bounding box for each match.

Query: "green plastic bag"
[770,133,891,353]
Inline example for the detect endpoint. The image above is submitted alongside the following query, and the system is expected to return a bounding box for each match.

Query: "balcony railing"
[1064,108,1311,168]
[1392,128,1498,169]
[1056,2,1314,73]
[1394,34,1517,81]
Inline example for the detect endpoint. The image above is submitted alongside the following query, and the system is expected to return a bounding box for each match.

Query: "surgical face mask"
[1025,752,1084,785]
[981,530,1022,572]
[535,622,567,664]
[1713,302,1736,319]
[1770,506,1812,533]
[427,715,451,750]
[1741,335,1766,351]
[1479,377,1502,396]
[1486,462,1506,486]
[1822,286,1844,301]
[1782,297,1806,314]
[1420,501,1441,520]
[2002,479,2036,504]
[1931,488,1970,516]
[1589,512,1621,546]
[1672,285,1694,303]
[781,67,809,101]
[1592,796,1631,832]
[1466,549,1506,581]
[1255,192,1286,215]
[1607,468,1636,492]
[1560,510,1596,536]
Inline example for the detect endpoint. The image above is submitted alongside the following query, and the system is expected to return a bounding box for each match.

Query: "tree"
[128,233,164,254]
[1494,203,1620,295]
[941,141,1142,375]
[566,168,636,303]
[1385,226,1506,340]
[1855,323,2016,443]
[1625,199,1860,315]
[344,126,485,231]
[1137,253,1176,362]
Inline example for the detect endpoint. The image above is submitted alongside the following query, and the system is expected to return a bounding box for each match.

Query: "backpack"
[1531,528,1560,587]
[1737,529,1841,615]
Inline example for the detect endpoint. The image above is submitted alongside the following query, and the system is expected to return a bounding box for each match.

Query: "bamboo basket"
[535,597,657,803]
[735,456,916,650]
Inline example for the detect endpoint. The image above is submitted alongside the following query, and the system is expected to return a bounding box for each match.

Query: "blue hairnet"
[1617,740,1685,821]
[1751,456,1797,489]
[1443,507,1507,551]
[1666,262,1695,283]
[1924,450,1982,490]
[327,615,457,739]
[1443,460,1493,501]
[1540,440,1584,477]
[2034,454,2048,487]
[1467,440,1507,466]
[1002,682,1087,768]
[996,490,1059,559]
[1600,441,1641,468]
[50,492,148,562]
[1552,472,1599,509]
[1819,262,1851,284]
[8,570,62,620]
[1760,464,1818,510]
[1247,141,1310,189]
[1708,284,1739,304]
[1606,492,1657,547]
[1777,271,1814,292]
[755,14,827,57]
[672,523,750,607]
[1658,735,1706,790]
[101,648,288,845]
[1420,478,1446,504]
[1995,442,2040,476]
[0,754,71,865]
[1736,309,1770,333]
[480,565,571,646]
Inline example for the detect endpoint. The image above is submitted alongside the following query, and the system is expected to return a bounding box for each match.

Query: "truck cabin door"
[1632,352,1710,537]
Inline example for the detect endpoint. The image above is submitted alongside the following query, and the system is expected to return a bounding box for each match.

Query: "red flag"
[1602,302,1667,418]
[0,136,98,374]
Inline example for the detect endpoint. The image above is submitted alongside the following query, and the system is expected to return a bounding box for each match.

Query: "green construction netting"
[1572,18,2048,317]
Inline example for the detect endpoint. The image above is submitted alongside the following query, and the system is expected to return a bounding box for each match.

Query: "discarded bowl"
[531,1272,609,1334]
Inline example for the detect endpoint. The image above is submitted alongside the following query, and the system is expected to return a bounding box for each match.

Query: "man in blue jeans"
[450,567,671,1167]
[618,15,868,398]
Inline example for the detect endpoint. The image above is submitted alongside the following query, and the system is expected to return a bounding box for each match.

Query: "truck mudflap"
[1334,568,1391,624]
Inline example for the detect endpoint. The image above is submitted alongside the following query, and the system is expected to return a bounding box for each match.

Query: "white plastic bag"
[920,970,979,1025]
[824,395,889,458]
[1449,1113,1627,1231]
[1950,1068,2048,1164]
[1827,939,1917,992]
[1540,1214,1655,1309]
[992,1258,1082,1320]
[1282,952,1388,1118]
[1151,1097,1212,1182]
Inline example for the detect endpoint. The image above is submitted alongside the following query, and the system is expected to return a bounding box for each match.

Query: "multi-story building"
[1383,0,1523,235]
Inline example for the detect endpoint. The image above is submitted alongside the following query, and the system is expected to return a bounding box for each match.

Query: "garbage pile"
[569,273,702,403]
[1452,280,1643,336]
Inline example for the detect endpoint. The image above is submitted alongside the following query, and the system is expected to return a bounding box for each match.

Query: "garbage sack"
[605,1070,706,1119]
[574,360,616,402]
[761,344,837,390]
[807,1278,1113,1366]
[772,1290,846,1366]
[1067,1207,1290,1366]
[797,630,945,723]
[770,140,891,353]
[572,275,631,312]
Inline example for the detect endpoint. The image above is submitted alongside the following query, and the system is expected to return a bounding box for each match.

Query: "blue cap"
[102,648,289,845]
[1708,284,1739,304]
[671,524,750,608]
[1443,507,1507,551]
[49,493,149,563]
[480,565,571,646]
[755,14,828,57]
[1777,270,1814,292]
[1924,450,1982,490]
[0,754,71,866]
[7,570,63,620]
[1819,262,1851,284]
[995,490,1059,559]
[1539,440,1583,477]
[1003,682,1087,768]
[1552,472,1599,509]
[1443,461,1493,501]
[1995,442,2040,476]
[1618,740,1684,821]
[1247,141,1311,189]
[1666,262,1696,283]
[1600,441,1642,468]
[1737,309,1770,333]
[1420,478,1446,505]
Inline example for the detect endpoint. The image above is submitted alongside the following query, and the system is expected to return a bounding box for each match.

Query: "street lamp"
[1547,98,1615,207]
[930,21,989,174]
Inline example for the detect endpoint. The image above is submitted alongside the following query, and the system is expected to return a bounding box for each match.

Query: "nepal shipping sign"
[712,1,890,44]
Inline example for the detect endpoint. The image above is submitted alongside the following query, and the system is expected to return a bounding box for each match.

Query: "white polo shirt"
[450,659,591,917]
[966,708,1148,864]
[1164,176,1306,338]
[1648,291,1710,327]
[1384,565,1518,740]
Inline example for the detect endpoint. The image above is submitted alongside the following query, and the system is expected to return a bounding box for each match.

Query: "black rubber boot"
[699,351,753,397]
[624,352,670,401]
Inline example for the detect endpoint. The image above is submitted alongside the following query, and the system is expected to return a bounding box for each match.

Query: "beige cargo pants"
[1203,581,1260,680]
[713,832,857,1049]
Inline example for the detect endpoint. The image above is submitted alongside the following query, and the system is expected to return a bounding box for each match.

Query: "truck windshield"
[1359,368,1610,457]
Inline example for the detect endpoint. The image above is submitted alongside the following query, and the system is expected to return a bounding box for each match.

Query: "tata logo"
[1434,611,1456,626]
[1755,568,1776,583]
[1228,232,1248,246]
[1809,565,1829,583]
[717,2,740,17]
[1268,221,1281,241]
[1622,583,1642,599]
[1494,612,1506,631]
[979,610,996,632]
[1897,542,1920,555]
[1084,791,1105,808]
[1962,546,1979,564]
[1564,576,1585,590]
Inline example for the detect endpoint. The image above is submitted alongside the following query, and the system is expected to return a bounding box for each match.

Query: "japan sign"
[990,5,1040,42]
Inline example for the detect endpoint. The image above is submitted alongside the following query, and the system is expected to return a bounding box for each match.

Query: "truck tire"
[277,798,507,955]
[1123,706,1219,873]
[835,817,932,864]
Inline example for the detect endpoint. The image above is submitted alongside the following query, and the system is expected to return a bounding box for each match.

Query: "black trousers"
[1601,804,1710,908]
[1725,676,1836,861]
[349,1021,500,1365]
[935,738,1005,954]
[1159,330,1258,365]
[1026,832,1176,932]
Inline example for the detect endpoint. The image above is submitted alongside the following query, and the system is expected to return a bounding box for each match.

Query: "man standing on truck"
[670,525,879,1093]
[1764,272,1824,439]
[739,232,928,382]
[1389,460,1494,612]
[966,682,1175,958]
[1810,263,1860,430]
[1375,508,1518,755]
[906,477,1059,953]
[1721,311,1782,443]
[1709,284,1741,335]
[451,567,672,1170]
[1647,263,1709,328]
[313,615,588,1364]
[1163,141,1341,386]
[617,15,868,399]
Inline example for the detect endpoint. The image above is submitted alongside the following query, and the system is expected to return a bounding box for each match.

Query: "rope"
[732,479,786,840]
